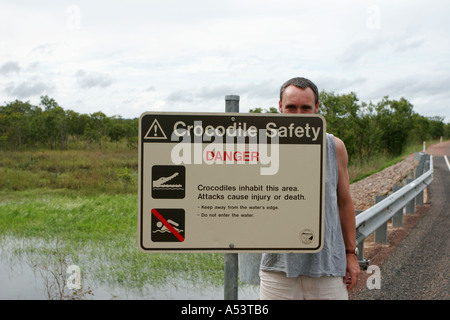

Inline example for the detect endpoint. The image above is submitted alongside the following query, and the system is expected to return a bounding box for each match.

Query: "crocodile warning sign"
[138,112,326,253]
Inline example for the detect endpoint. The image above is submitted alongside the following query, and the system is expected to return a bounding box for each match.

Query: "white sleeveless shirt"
[260,133,346,277]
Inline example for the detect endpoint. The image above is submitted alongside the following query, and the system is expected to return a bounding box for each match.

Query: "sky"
[1,0,449,122]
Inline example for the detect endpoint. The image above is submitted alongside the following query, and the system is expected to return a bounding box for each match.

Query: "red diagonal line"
[151,209,185,242]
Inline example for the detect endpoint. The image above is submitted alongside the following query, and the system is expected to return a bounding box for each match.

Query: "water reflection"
[0,236,259,300]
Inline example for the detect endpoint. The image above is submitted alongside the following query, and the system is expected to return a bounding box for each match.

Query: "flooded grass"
[1,235,251,300]
[0,149,241,299]
[0,190,229,298]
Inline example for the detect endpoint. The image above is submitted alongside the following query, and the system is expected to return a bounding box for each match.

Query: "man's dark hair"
[279,77,319,105]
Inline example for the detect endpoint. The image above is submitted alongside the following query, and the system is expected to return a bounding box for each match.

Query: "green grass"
[0,149,138,194]
[348,153,406,183]
[348,139,441,183]
[0,191,135,240]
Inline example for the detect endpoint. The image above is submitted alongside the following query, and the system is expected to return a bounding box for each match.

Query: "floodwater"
[0,237,260,300]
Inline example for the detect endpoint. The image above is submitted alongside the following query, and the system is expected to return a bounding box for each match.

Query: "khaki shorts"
[259,270,348,300]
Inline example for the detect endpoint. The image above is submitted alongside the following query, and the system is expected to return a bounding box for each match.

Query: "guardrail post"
[392,185,404,227]
[405,178,415,214]
[415,153,426,205]
[374,195,388,244]
[224,95,240,300]
[355,210,369,268]
[356,241,367,266]
[415,184,424,206]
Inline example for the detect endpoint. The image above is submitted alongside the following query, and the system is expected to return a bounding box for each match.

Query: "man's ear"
[314,100,320,113]
[278,100,283,113]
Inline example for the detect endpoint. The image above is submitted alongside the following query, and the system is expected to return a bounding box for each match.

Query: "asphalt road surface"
[352,142,449,300]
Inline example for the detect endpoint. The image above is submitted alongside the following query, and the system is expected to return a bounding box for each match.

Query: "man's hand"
[344,254,361,291]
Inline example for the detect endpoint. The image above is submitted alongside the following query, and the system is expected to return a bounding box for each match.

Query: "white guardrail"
[355,153,433,267]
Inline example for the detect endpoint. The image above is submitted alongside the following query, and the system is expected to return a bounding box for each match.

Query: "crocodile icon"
[153,172,183,189]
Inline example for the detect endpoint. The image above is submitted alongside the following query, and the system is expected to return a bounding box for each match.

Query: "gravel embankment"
[350,154,416,211]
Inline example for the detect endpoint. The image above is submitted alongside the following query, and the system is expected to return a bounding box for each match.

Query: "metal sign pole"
[224,95,239,300]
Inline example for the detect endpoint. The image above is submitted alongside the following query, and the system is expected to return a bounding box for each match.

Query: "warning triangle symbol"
[144,119,167,140]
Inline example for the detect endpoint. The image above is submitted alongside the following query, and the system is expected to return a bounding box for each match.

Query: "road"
[352,141,450,300]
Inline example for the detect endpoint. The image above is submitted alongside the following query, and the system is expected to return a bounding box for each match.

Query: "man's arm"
[334,137,360,291]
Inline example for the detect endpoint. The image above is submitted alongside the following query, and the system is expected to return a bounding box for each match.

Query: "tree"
[0,100,38,150]
[84,111,110,148]
[248,107,279,113]
[40,96,69,150]
[319,91,361,160]
[428,116,445,139]
[353,101,383,159]
[108,116,127,143]
[375,96,414,156]
[0,94,445,153]
[444,122,450,139]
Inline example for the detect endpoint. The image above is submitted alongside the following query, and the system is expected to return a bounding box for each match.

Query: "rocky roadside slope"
[350,154,417,211]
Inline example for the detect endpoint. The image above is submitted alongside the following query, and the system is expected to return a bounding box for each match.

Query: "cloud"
[4,81,52,99]
[315,76,368,94]
[394,38,425,52]
[32,41,61,55]
[75,70,113,89]
[0,1,448,122]
[165,80,278,106]
[369,74,450,100]
[197,81,278,101]
[0,61,21,74]
[166,90,194,103]
[198,85,236,100]
[162,81,279,113]
[337,32,425,66]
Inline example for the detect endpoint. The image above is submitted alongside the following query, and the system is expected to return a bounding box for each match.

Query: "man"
[259,77,360,300]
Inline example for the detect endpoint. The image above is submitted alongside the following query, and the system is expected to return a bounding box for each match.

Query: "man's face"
[279,85,319,114]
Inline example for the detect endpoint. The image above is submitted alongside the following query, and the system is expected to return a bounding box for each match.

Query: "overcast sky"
[1,0,449,122]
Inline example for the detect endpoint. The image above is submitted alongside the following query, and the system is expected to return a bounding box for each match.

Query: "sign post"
[138,112,326,253]
[224,95,239,300]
